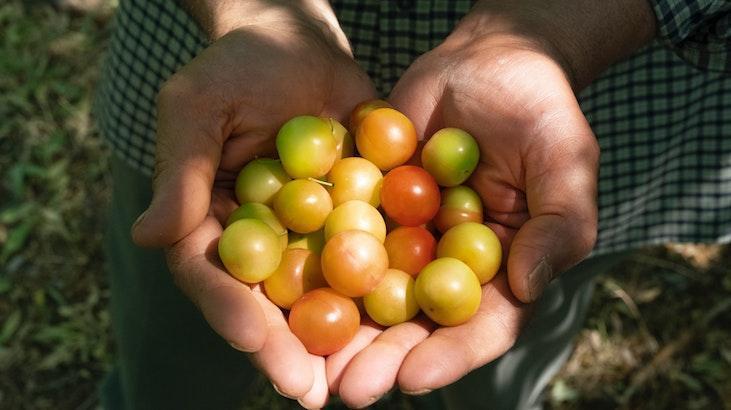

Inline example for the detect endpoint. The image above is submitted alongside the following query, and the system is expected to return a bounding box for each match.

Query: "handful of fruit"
[218,100,502,356]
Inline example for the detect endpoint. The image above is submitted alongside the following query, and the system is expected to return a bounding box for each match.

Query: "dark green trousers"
[102,156,628,409]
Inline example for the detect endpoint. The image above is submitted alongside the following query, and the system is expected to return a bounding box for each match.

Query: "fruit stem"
[307,177,334,187]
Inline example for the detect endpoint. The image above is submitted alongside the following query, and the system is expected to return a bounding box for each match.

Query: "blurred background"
[0,1,729,409]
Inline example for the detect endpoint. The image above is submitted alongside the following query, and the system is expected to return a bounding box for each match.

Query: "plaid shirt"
[95,0,731,255]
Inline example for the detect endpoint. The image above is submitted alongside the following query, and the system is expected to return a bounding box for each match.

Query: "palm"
[138,26,376,408]
[329,38,598,407]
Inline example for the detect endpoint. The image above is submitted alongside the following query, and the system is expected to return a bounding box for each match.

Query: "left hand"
[325,2,613,405]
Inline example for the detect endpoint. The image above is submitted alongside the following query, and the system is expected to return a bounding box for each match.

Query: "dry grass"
[0,1,729,409]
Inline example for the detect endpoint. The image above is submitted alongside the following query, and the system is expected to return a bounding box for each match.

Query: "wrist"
[182,0,351,54]
[448,0,657,91]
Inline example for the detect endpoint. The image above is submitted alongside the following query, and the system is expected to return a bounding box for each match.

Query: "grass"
[0,1,729,409]
[0,1,112,408]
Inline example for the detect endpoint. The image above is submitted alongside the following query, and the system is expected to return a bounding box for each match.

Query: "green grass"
[0,1,112,408]
[0,1,729,409]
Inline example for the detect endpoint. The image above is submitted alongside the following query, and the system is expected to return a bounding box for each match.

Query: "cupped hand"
[131,17,376,408]
[329,11,599,407]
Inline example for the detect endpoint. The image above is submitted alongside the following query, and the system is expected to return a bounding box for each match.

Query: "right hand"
[130,15,376,408]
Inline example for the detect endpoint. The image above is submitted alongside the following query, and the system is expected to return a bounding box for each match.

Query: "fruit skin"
[324,200,386,243]
[226,202,288,249]
[234,158,291,206]
[273,179,333,234]
[349,99,392,133]
[288,288,360,356]
[356,108,417,171]
[415,257,482,326]
[327,157,383,207]
[380,165,440,227]
[276,115,337,178]
[327,117,354,160]
[437,222,502,284]
[218,219,282,283]
[321,230,388,297]
[287,230,325,254]
[421,128,480,187]
[363,269,419,326]
[383,226,436,277]
[434,185,484,234]
[263,248,326,309]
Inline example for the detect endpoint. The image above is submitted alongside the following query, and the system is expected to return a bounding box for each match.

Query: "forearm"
[180,0,350,52]
[451,0,657,90]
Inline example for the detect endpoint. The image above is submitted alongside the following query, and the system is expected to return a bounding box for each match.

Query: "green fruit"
[234,158,291,205]
[276,116,337,178]
[421,128,479,187]
[218,219,282,283]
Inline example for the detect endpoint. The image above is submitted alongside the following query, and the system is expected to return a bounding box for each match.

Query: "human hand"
[130,3,375,407]
[328,0,656,405]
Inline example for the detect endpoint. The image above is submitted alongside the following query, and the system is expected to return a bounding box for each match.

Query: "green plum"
[226,202,288,249]
[434,185,484,233]
[287,230,326,254]
[234,158,291,206]
[276,115,337,178]
[273,179,333,233]
[421,128,479,187]
[415,257,481,326]
[218,219,282,283]
[437,222,502,284]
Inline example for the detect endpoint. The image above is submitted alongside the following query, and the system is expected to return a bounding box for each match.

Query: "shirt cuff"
[649,0,731,73]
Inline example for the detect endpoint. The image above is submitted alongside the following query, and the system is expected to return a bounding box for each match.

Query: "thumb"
[131,75,225,247]
[507,122,599,303]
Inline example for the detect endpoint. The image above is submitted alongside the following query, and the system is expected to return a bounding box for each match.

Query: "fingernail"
[358,395,384,408]
[297,398,322,410]
[401,388,432,396]
[228,341,256,353]
[527,257,553,302]
[132,209,148,229]
[271,382,297,400]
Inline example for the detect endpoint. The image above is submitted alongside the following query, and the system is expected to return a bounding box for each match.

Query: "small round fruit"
[356,108,417,171]
[363,269,419,326]
[226,202,288,249]
[380,165,440,226]
[274,179,333,233]
[434,185,484,234]
[324,200,386,243]
[218,219,282,283]
[321,230,388,297]
[235,158,291,205]
[349,99,392,132]
[437,222,502,284]
[288,288,360,356]
[384,226,436,277]
[327,117,354,160]
[421,128,480,187]
[276,115,337,178]
[264,248,327,309]
[415,257,481,326]
[327,157,383,207]
[287,230,325,254]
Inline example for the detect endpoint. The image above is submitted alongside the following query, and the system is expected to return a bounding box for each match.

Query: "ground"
[0,1,729,409]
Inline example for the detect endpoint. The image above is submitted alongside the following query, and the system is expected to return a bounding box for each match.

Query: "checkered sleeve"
[649,0,731,72]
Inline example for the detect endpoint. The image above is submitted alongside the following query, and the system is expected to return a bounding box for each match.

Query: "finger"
[337,317,433,408]
[165,215,267,352]
[132,72,226,247]
[509,115,599,303]
[249,292,315,399]
[388,60,443,139]
[326,320,382,393]
[398,273,530,394]
[298,355,329,409]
